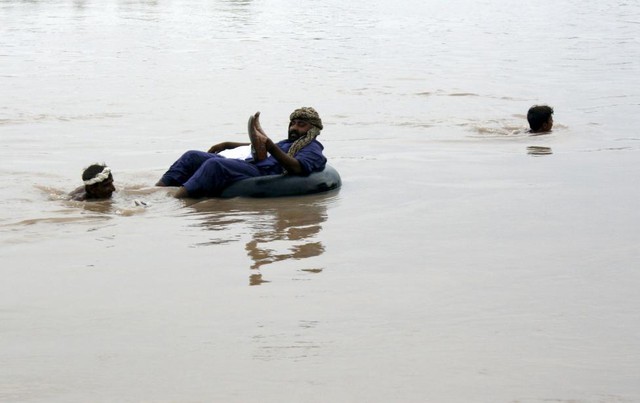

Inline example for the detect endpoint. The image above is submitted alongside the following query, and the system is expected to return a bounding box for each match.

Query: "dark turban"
[290,107,323,130]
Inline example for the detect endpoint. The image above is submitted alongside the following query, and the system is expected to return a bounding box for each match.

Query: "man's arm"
[264,139,303,174]
[207,141,250,154]
[251,112,304,174]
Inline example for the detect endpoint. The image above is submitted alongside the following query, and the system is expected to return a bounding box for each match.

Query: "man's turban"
[290,107,323,130]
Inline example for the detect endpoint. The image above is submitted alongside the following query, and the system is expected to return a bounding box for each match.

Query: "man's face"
[87,175,115,199]
[288,119,312,140]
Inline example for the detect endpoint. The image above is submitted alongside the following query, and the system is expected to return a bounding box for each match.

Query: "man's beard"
[288,129,304,140]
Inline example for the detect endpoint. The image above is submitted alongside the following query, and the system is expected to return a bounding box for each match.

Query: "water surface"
[1,1,640,402]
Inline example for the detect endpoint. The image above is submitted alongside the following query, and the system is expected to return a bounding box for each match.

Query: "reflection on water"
[187,193,335,285]
[249,272,269,286]
[527,146,553,156]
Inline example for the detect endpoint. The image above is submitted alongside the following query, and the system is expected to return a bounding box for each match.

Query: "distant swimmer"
[69,163,116,201]
[527,105,554,134]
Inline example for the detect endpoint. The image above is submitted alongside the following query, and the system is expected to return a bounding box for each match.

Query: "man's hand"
[207,142,227,153]
[249,111,302,174]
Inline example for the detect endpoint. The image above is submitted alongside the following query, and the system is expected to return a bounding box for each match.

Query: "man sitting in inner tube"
[156,107,327,198]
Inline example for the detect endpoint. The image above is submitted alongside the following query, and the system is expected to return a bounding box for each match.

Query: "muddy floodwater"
[1,1,640,402]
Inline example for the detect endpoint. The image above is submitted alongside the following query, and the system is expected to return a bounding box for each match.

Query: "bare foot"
[248,113,267,161]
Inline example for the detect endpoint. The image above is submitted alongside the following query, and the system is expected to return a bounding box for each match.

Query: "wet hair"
[82,163,108,182]
[527,105,554,131]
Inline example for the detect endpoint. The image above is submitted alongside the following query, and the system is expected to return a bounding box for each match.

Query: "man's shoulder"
[68,186,87,201]
[276,138,324,145]
[276,138,325,154]
[306,139,325,149]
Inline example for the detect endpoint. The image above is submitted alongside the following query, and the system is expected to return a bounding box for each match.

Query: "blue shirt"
[252,139,327,176]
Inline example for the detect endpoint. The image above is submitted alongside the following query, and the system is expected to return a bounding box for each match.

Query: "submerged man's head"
[288,107,323,140]
[527,105,554,133]
[82,164,115,199]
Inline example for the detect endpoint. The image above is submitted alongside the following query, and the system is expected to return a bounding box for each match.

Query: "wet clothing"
[159,139,326,197]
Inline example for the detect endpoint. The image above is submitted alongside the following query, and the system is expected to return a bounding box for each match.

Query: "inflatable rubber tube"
[220,165,342,198]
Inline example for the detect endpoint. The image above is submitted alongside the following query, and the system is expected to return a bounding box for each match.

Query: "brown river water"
[1,0,639,402]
